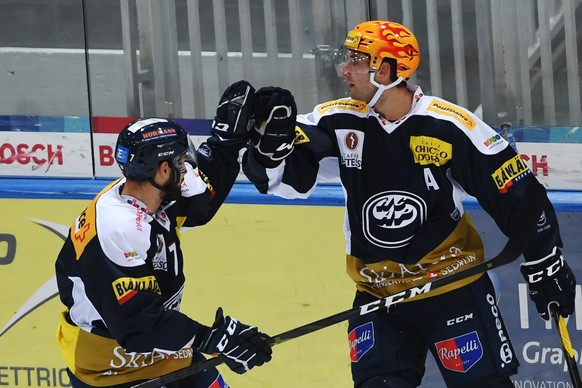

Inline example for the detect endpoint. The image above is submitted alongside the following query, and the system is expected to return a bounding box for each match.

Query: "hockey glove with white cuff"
[520,247,576,320]
[210,80,255,146]
[250,86,297,166]
[200,307,272,374]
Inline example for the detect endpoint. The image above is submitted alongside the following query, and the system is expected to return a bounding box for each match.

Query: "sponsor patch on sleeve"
[112,276,161,305]
[435,331,483,372]
[491,155,531,193]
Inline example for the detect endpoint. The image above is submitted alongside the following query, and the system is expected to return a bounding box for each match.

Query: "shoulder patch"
[294,126,310,145]
[427,99,476,131]
[71,180,119,260]
[317,99,368,115]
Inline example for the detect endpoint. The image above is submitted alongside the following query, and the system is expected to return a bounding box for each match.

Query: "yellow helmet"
[343,20,420,80]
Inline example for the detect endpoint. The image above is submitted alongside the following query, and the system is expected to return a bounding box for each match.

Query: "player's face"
[337,49,377,102]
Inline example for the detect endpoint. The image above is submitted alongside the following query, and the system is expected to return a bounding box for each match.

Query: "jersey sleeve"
[171,139,243,228]
[89,239,204,353]
[242,106,338,198]
[446,109,562,261]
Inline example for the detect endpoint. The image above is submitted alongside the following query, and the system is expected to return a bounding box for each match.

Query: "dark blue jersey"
[55,141,240,385]
[243,86,561,298]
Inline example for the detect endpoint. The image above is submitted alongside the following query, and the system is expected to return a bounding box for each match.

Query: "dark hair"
[384,58,408,87]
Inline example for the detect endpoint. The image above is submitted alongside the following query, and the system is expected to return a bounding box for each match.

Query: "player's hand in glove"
[520,247,576,320]
[200,307,272,374]
[250,86,297,165]
[210,80,255,146]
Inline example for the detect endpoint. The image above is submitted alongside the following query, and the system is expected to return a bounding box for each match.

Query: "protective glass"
[334,47,373,76]
[172,137,197,173]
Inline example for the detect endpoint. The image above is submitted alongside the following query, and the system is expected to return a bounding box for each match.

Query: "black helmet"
[115,118,195,181]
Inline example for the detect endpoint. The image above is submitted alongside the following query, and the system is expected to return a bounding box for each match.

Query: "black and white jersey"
[55,142,240,386]
[243,86,561,299]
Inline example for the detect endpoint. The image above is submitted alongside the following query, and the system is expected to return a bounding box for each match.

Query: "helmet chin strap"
[366,71,404,108]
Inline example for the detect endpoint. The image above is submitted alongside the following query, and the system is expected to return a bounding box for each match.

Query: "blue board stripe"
[1,178,581,211]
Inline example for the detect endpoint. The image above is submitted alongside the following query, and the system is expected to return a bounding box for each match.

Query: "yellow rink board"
[0,198,354,387]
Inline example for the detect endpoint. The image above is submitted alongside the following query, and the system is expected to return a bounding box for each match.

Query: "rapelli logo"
[410,136,452,166]
[435,331,484,372]
[112,276,161,305]
[348,322,374,362]
[491,155,531,193]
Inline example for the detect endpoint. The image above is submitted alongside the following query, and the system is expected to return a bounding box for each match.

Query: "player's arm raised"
[249,86,297,167]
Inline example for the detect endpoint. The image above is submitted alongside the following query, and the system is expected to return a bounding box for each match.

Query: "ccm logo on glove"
[216,319,238,352]
[525,255,564,283]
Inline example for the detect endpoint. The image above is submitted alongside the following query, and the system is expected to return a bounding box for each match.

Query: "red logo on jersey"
[348,322,374,362]
[435,331,483,372]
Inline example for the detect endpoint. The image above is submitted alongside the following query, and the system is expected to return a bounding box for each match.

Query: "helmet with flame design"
[343,20,420,80]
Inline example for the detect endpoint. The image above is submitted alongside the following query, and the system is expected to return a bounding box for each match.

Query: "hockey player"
[55,81,272,387]
[241,21,576,387]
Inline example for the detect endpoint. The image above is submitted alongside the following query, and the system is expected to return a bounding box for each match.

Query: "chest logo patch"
[410,136,452,166]
[152,234,168,271]
[362,191,427,248]
[336,129,364,169]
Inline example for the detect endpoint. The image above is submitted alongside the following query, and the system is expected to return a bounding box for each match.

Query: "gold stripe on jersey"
[317,99,368,115]
[57,311,192,386]
[427,99,476,131]
[346,214,484,300]
[71,179,120,260]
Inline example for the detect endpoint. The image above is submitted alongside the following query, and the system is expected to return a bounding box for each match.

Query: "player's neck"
[121,179,163,213]
[373,87,413,122]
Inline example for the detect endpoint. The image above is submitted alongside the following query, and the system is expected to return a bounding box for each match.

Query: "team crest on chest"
[362,191,427,248]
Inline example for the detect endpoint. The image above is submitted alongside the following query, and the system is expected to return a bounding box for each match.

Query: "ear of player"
[210,80,256,146]
[250,86,298,164]
[200,307,273,374]
[520,246,576,320]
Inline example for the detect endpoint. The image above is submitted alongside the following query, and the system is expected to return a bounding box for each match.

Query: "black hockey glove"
[200,307,272,374]
[210,80,255,145]
[250,86,297,164]
[520,247,576,320]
